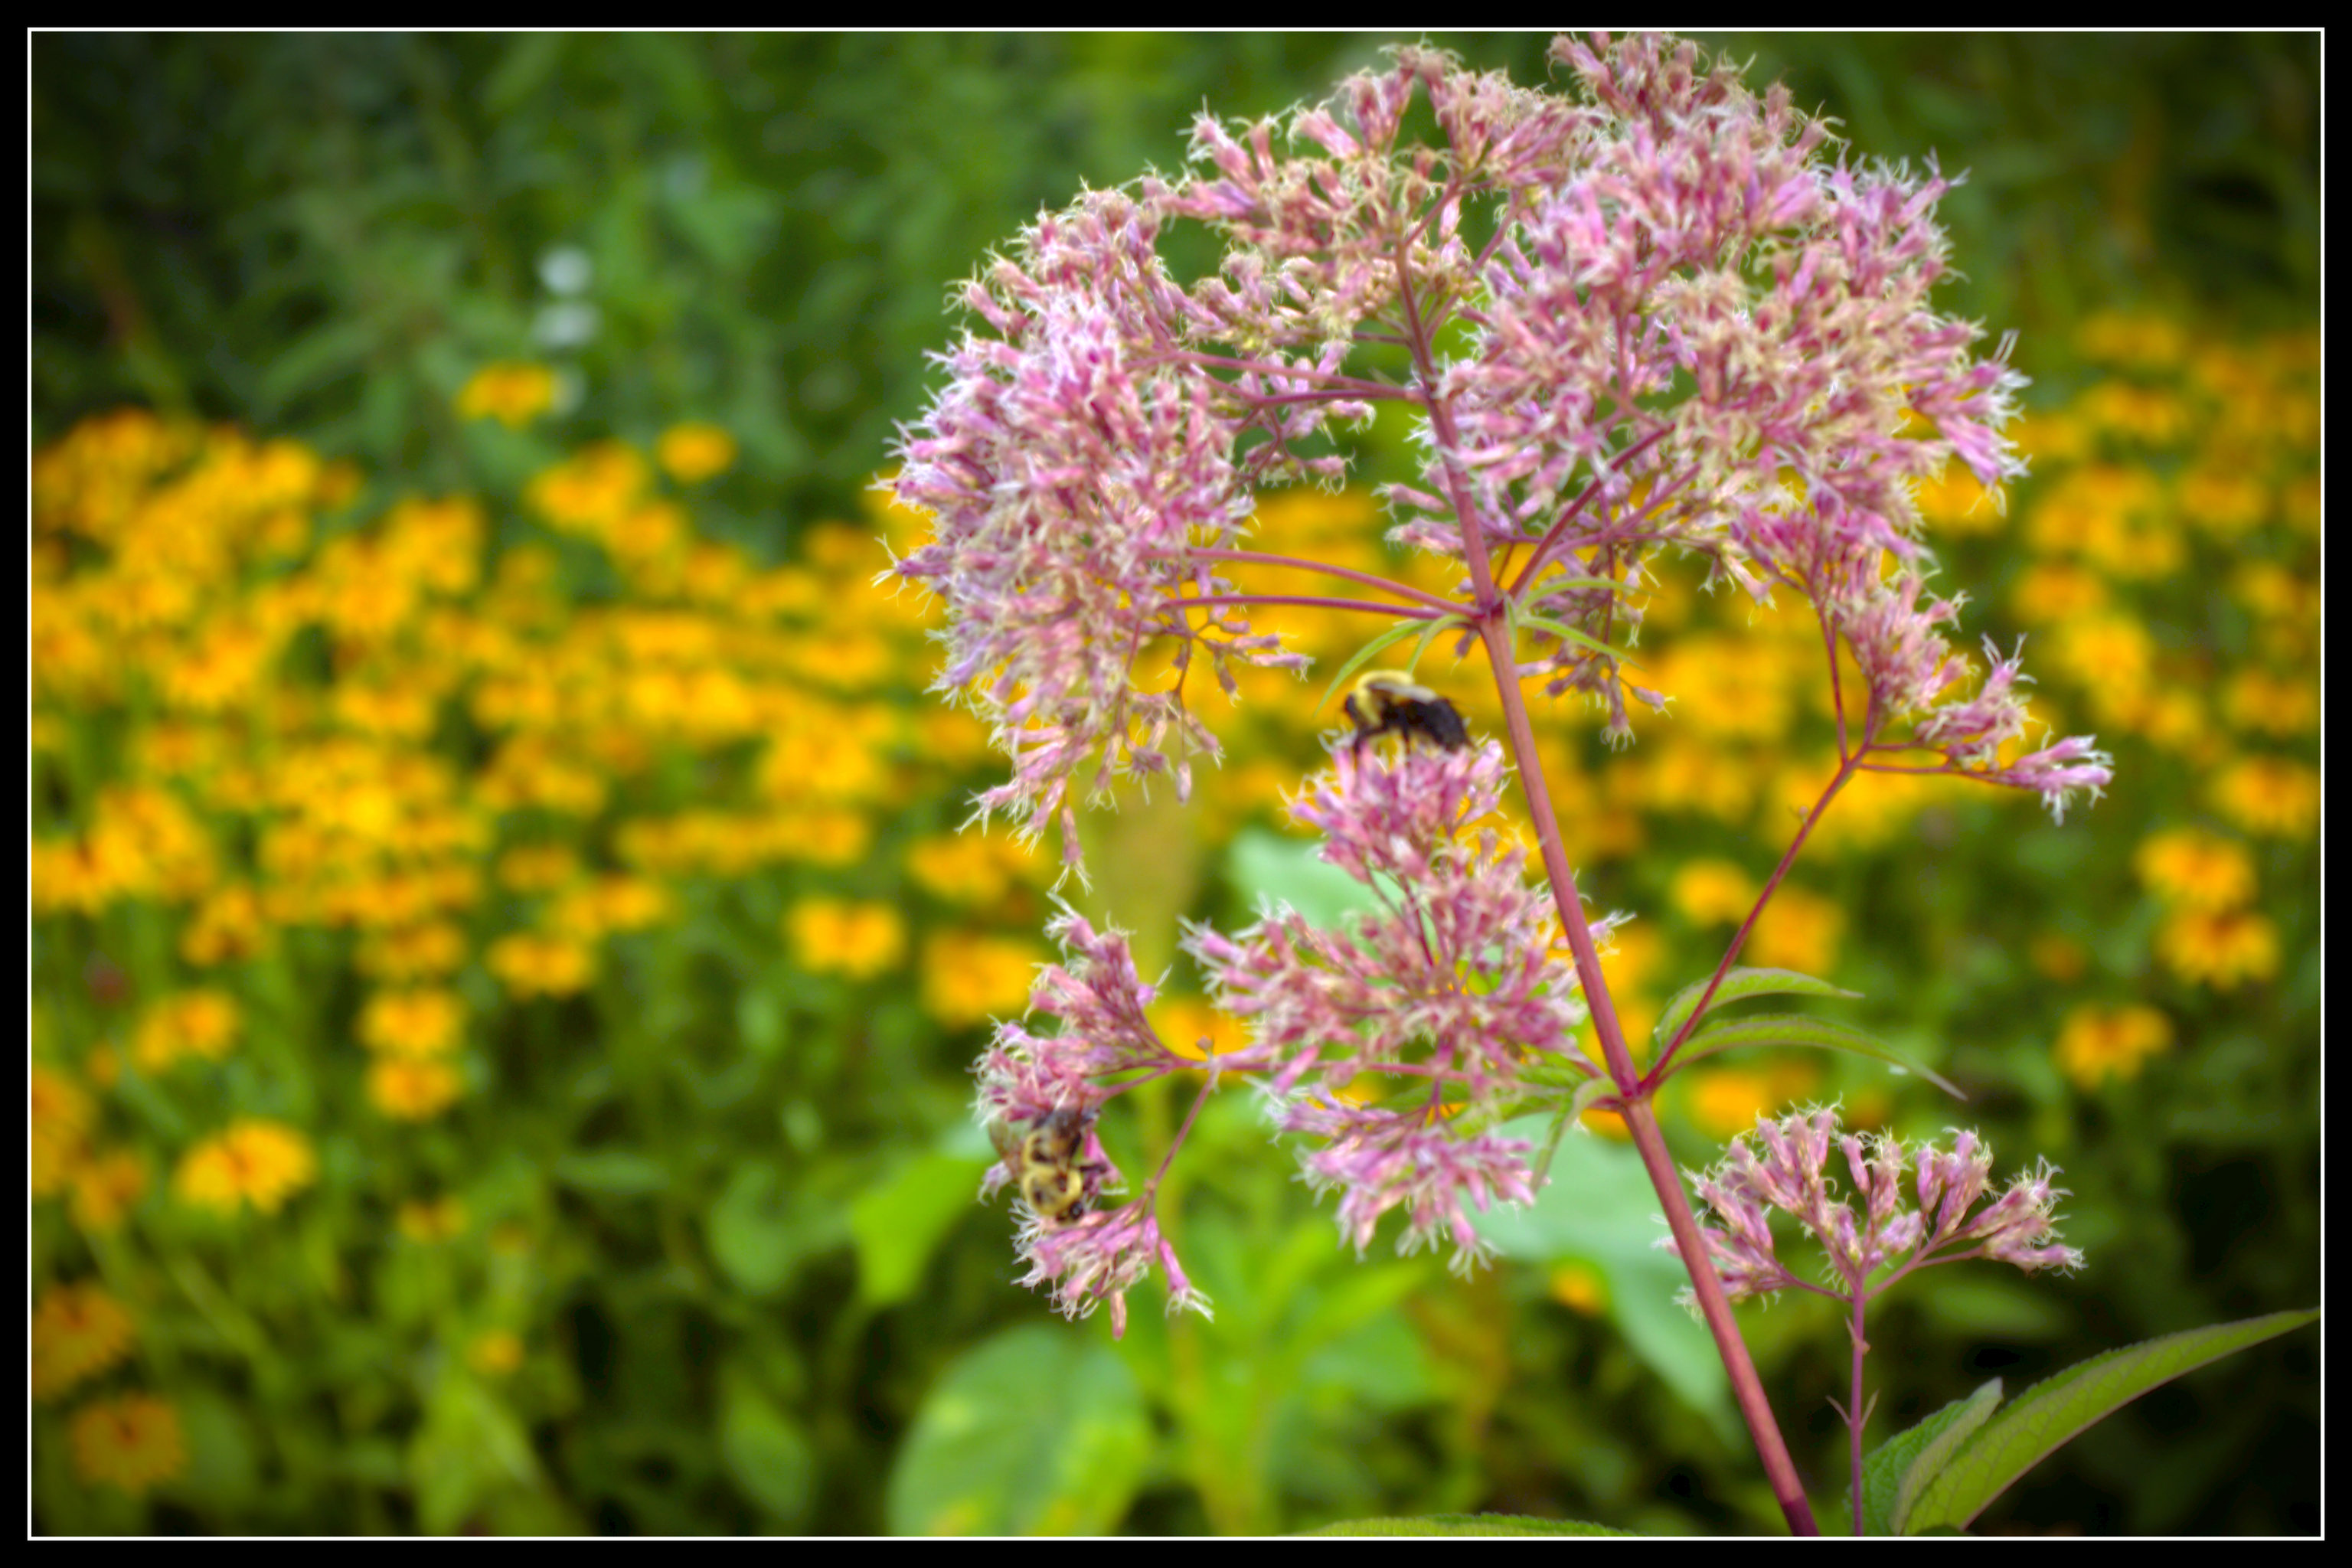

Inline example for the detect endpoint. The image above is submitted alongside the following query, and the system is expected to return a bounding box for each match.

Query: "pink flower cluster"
[1187,740,1596,1271]
[1671,1107,2083,1305]
[890,32,2109,862]
[975,908,1249,1333]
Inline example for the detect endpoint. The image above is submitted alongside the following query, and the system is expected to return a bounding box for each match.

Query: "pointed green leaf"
[1653,966,1864,1057]
[1903,1309,2319,1534]
[1511,610,1633,665]
[1673,1012,1965,1101]
[885,1325,1151,1535]
[1874,1379,2005,1535]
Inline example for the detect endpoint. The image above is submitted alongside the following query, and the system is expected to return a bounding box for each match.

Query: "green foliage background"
[31,32,2318,1536]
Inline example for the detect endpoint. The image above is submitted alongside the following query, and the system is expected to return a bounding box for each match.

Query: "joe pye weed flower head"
[890,32,2120,1534]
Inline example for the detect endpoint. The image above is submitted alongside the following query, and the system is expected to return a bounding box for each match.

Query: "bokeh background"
[30,33,2318,1535]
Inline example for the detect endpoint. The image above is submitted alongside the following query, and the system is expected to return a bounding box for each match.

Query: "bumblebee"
[990,1105,1106,1227]
[1344,670,1471,757]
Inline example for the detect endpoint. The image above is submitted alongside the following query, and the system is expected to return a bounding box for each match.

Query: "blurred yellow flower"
[920,931,1044,1029]
[132,989,242,1073]
[487,933,596,998]
[498,842,582,893]
[2210,756,2320,839]
[2133,828,2256,912]
[1668,859,1759,927]
[1746,885,1844,978]
[788,898,906,981]
[70,1148,149,1233]
[368,1057,465,1121]
[2008,562,2108,626]
[455,361,557,429]
[2154,907,2282,991]
[656,422,738,484]
[2221,668,2320,739]
[2075,312,2186,370]
[358,988,466,1057]
[174,1118,318,1216]
[1148,995,1252,1063]
[906,833,1016,905]
[181,884,269,966]
[31,1063,96,1198]
[356,921,469,982]
[527,441,650,537]
[2054,1003,2174,1089]
[31,1282,137,1403]
[69,1393,186,1494]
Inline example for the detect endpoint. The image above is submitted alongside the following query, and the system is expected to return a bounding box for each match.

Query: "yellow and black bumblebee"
[990,1105,1107,1228]
[1344,669,1471,758]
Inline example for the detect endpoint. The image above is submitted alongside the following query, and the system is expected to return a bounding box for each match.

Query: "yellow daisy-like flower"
[454,361,557,429]
[485,932,596,998]
[132,989,243,1073]
[1683,1068,1784,1141]
[31,1063,96,1199]
[2220,669,2320,739]
[525,441,651,537]
[355,921,469,982]
[174,1118,318,1216]
[68,1393,187,1494]
[655,422,738,485]
[70,1148,150,1233]
[2154,908,2282,992]
[181,883,270,966]
[2053,1003,2176,1089]
[1667,858,1759,927]
[357,988,466,1057]
[787,898,907,981]
[919,931,1044,1030]
[906,834,1014,905]
[1148,995,1251,1064]
[2210,755,2321,839]
[2132,827,2256,913]
[1745,885,1844,978]
[31,1282,137,1402]
[497,842,581,893]
[367,1056,464,1122]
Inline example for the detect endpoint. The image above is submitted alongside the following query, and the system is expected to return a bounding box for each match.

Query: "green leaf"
[1674,1012,1966,1101]
[1652,965,1862,1054]
[850,1151,988,1308]
[1902,1308,2319,1534]
[410,1372,540,1535]
[1225,826,1380,930]
[1294,1512,1635,1536]
[1474,1119,1733,1433]
[885,1325,1152,1535]
[166,1384,260,1512]
[719,1374,817,1527]
[707,1161,843,1296]
[1867,1378,2005,1536]
[553,1148,670,1195]
[1509,608,1638,668]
